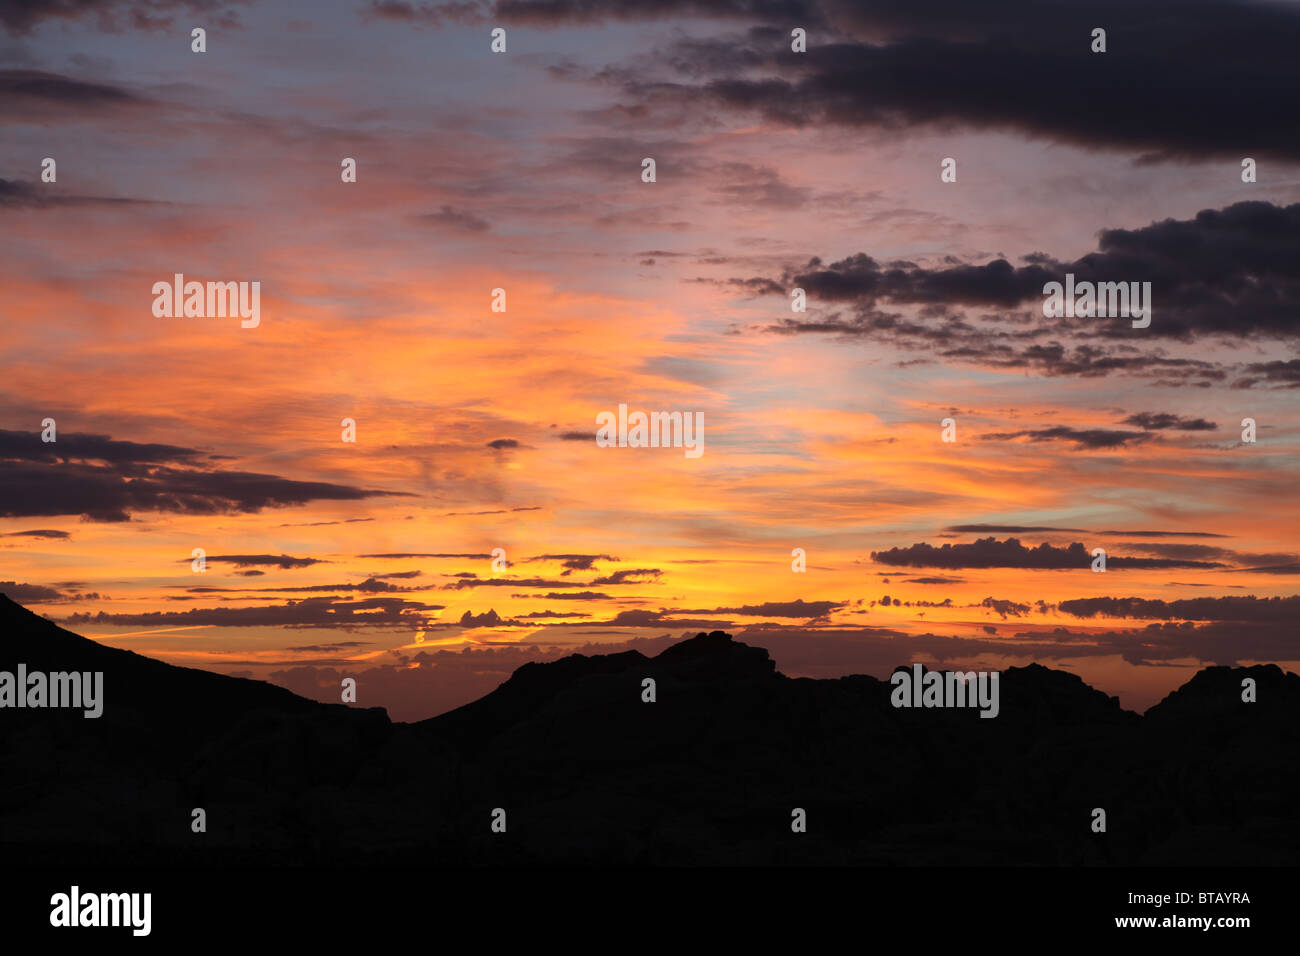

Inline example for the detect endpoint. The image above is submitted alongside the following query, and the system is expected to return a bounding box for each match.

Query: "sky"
[2,0,1298,720]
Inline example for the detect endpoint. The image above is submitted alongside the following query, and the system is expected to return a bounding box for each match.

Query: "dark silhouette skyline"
[3,594,1295,866]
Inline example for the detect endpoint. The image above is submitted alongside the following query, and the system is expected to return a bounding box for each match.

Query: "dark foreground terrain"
[1,595,1296,865]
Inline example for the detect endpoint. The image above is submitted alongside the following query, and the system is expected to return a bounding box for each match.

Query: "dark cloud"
[872,595,951,610]
[974,596,1033,619]
[781,253,1052,309]
[0,178,156,211]
[184,554,326,569]
[617,1,1300,163]
[535,590,614,600]
[1236,358,1300,389]
[748,204,1300,360]
[948,524,1087,534]
[871,536,1226,570]
[200,577,422,594]
[0,69,142,118]
[947,525,1230,538]
[0,428,203,465]
[980,426,1149,450]
[62,596,442,629]
[485,438,519,449]
[0,581,84,602]
[546,608,738,629]
[1059,595,1300,622]
[679,598,844,618]
[1102,530,1232,539]
[357,552,493,559]
[0,528,69,538]
[1225,562,1300,575]
[416,205,490,233]
[608,609,668,626]
[708,160,810,208]
[1121,412,1218,431]
[589,568,663,585]
[443,574,621,590]
[1117,543,1297,567]
[0,1,248,35]
[454,607,536,627]
[524,553,618,574]
[760,312,1221,381]
[459,607,508,626]
[0,429,408,522]
[284,641,374,653]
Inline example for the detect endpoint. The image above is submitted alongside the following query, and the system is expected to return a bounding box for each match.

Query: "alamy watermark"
[50,886,150,936]
[1042,273,1150,328]
[596,404,704,458]
[152,273,260,328]
[0,665,103,718]
[890,664,1000,718]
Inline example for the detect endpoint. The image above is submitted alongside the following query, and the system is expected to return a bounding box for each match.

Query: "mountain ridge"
[1,594,1296,865]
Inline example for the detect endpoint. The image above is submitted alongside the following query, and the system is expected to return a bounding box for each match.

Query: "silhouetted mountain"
[1,595,1295,865]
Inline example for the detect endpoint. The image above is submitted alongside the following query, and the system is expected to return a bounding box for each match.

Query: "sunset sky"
[2,0,1297,720]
